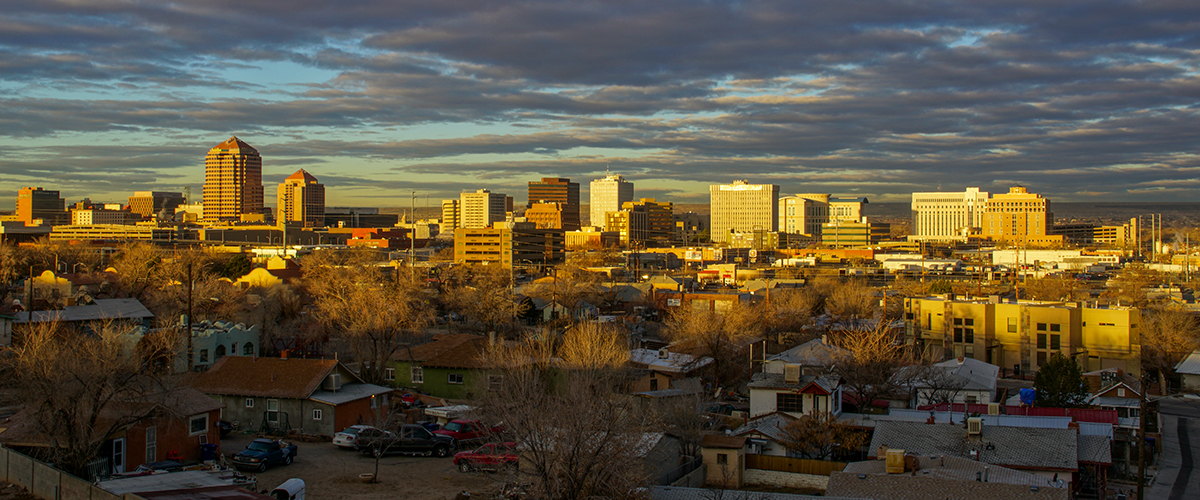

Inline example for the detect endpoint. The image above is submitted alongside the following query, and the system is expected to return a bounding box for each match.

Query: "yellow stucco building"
[904,295,1140,377]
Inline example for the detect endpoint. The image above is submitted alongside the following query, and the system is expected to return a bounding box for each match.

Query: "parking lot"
[220,432,507,499]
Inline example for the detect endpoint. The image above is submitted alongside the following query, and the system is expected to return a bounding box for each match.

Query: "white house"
[747,366,841,418]
[912,357,999,406]
[1176,350,1200,392]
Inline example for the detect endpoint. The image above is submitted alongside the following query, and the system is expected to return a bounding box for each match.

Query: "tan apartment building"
[459,189,508,229]
[981,186,1063,247]
[605,198,673,247]
[525,202,566,229]
[904,296,1141,377]
[127,191,186,218]
[453,225,565,269]
[276,169,325,227]
[710,180,779,244]
[70,208,125,225]
[440,199,460,230]
[203,136,263,221]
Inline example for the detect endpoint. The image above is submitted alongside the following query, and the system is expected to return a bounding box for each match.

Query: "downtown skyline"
[2,0,1199,207]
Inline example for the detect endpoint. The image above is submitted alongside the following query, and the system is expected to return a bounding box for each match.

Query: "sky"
[1,0,1199,209]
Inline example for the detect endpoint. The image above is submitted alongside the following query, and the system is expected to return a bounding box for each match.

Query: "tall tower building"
[589,173,634,229]
[277,169,325,227]
[203,136,263,221]
[981,186,1061,246]
[441,199,460,230]
[460,189,508,229]
[911,188,989,240]
[709,180,779,243]
[527,178,580,230]
[16,187,66,226]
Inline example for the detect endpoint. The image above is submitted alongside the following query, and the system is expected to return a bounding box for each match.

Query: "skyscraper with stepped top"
[203,136,263,221]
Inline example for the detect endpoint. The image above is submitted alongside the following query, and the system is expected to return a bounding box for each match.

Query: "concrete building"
[981,187,1062,246]
[589,173,634,229]
[904,296,1142,376]
[911,188,989,241]
[70,208,125,225]
[710,180,779,244]
[460,189,508,229]
[780,194,871,238]
[565,226,619,249]
[276,169,325,228]
[203,136,263,221]
[440,199,460,229]
[49,224,180,242]
[453,225,565,269]
[127,191,185,218]
[527,178,580,230]
[606,198,673,247]
[673,212,709,245]
[1093,218,1140,251]
[525,202,566,229]
[16,187,66,226]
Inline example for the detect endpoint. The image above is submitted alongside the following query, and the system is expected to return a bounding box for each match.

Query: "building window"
[189,415,208,436]
[1050,334,1060,350]
[1118,388,1126,397]
[1049,323,1061,332]
[411,367,424,384]
[1037,334,1047,349]
[488,375,503,391]
[243,343,255,356]
[1007,317,1018,333]
[650,378,659,391]
[145,426,157,464]
[313,409,323,421]
[384,368,395,382]
[245,398,254,408]
[965,395,977,404]
[449,373,464,385]
[717,453,728,464]
[267,399,279,423]
[199,349,209,363]
[1036,323,1047,331]
[777,393,802,413]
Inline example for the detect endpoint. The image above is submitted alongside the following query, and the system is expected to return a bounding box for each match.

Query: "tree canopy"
[1034,352,1090,408]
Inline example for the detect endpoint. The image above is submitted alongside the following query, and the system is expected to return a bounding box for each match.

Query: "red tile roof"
[191,357,340,399]
[392,334,480,363]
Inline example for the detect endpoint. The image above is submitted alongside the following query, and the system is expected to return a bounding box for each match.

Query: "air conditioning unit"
[658,348,669,359]
[323,373,341,391]
[987,403,1000,415]
[967,417,983,436]
[784,364,801,384]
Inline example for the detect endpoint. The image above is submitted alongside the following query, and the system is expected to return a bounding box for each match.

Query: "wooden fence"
[745,454,847,476]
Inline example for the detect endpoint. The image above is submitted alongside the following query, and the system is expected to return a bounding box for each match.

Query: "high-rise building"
[981,186,1062,246]
[128,191,186,218]
[606,198,673,247]
[441,199,460,229]
[460,189,508,229]
[203,136,263,221]
[911,188,989,241]
[779,194,869,238]
[276,169,325,228]
[589,174,634,229]
[527,178,580,231]
[16,187,66,226]
[709,180,779,244]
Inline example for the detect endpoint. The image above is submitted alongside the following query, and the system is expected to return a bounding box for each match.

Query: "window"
[1037,351,1047,366]
[964,319,974,326]
[965,330,974,344]
[717,453,728,464]
[243,343,255,356]
[313,409,323,420]
[384,368,395,382]
[145,426,157,463]
[189,415,208,436]
[245,398,254,408]
[489,375,503,391]
[1036,323,1047,331]
[650,378,659,391]
[777,393,802,413]
[1050,335,1060,350]
[448,373,464,385]
[215,345,226,358]
[1118,388,1126,397]
[1037,334,1047,349]
[1050,323,1061,332]
[267,399,279,423]
[954,318,963,326]
[954,328,963,343]
[411,367,424,384]
[965,395,977,404]
[1008,317,1018,333]
[370,395,378,409]
[199,349,209,363]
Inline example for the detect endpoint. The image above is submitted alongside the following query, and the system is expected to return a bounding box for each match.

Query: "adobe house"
[191,357,392,436]
[701,435,747,488]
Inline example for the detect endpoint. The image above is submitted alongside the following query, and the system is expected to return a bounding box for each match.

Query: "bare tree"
[1023,275,1087,302]
[778,410,868,460]
[1141,307,1200,384]
[523,265,604,324]
[829,322,912,413]
[1,320,174,477]
[441,265,523,333]
[825,280,879,323]
[765,289,819,345]
[912,363,970,406]
[1102,263,1161,307]
[303,249,433,385]
[664,303,764,388]
[474,334,651,500]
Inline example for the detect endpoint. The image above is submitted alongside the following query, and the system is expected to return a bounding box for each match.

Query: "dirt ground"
[0,483,37,500]
[220,432,510,500]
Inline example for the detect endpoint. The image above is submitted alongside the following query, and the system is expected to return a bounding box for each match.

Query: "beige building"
[276,169,325,228]
[70,208,125,225]
[127,191,185,218]
[440,199,460,230]
[981,186,1062,246]
[605,198,673,247]
[453,226,565,269]
[525,202,565,229]
[459,189,508,229]
[904,296,1141,377]
[779,194,868,237]
[911,188,989,241]
[203,136,263,221]
[589,173,634,228]
[710,180,779,244]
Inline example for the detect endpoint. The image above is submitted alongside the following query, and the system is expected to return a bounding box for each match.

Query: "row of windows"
[198,343,256,363]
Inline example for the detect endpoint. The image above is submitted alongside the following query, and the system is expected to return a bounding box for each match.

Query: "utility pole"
[185,259,194,372]
[410,191,416,274]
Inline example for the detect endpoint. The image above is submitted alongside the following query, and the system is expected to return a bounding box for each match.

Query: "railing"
[745,454,846,476]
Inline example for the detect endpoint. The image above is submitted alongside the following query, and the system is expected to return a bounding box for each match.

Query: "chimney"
[984,466,990,482]
[281,349,288,360]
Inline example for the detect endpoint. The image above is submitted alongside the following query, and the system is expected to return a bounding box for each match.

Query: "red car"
[434,419,503,445]
[453,442,518,472]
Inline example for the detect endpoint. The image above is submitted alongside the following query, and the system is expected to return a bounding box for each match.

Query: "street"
[1146,397,1200,500]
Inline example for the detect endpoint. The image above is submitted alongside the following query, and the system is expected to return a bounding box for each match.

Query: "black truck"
[355,424,455,458]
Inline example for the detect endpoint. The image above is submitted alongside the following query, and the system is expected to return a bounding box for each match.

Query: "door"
[112,438,125,474]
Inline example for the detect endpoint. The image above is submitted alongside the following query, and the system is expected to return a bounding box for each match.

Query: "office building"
[527,178,580,230]
[980,186,1062,246]
[453,226,565,269]
[778,194,868,238]
[128,191,185,218]
[460,189,508,229]
[16,187,66,226]
[605,198,673,247]
[589,173,634,228]
[710,180,779,244]
[910,188,989,241]
[71,208,125,225]
[565,227,620,249]
[904,296,1141,376]
[525,202,566,229]
[441,199,460,229]
[276,169,325,228]
[203,136,263,221]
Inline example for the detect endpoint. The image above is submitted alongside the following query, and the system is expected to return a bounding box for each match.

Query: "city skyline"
[2,1,1198,206]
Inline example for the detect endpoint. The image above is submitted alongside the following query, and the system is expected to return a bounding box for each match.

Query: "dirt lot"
[220,432,509,500]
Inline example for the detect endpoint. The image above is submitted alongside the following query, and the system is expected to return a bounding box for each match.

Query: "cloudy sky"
[2,0,1198,209]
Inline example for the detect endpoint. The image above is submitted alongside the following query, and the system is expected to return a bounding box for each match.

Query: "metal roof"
[1174,350,1200,375]
[308,383,393,405]
[14,298,154,323]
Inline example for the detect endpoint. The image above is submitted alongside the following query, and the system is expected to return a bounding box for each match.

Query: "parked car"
[233,439,297,472]
[333,425,374,449]
[433,419,503,446]
[355,424,455,458]
[453,442,519,473]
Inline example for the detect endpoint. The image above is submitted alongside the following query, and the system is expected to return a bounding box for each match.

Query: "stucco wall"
[744,469,828,491]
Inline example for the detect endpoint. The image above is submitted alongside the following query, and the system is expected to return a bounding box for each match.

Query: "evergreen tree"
[1034,352,1090,407]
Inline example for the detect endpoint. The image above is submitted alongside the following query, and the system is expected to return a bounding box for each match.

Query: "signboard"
[684,250,703,261]
[719,184,763,191]
[667,298,682,307]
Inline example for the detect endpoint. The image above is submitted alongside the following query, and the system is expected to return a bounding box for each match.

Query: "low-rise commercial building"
[453,225,564,269]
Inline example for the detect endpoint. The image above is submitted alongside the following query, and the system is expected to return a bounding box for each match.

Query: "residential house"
[392,334,496,399]
[762,337,843,376]
[13,298,155,330]
[191,357,391,436]
[1083,367,1143,424]
[729,412,797,456]
[747,369,841,418]
[700,435,747,488]
[1175,350,1200,392]
[628,348,713,393]
[828,454,1070,500]
[912,357,1000,406]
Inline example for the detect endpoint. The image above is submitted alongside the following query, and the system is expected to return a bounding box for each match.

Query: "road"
[1146,397,1200,500]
